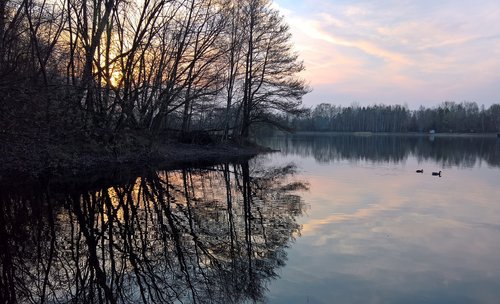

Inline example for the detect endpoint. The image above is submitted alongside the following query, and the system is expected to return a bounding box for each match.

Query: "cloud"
[274,0,500,108]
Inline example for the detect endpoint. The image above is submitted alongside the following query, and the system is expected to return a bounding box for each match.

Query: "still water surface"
[262,133,500,304]
[1,133,500,303]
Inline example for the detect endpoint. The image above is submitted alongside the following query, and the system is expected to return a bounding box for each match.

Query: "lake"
[261,133,500,304]
[1,133,500,303]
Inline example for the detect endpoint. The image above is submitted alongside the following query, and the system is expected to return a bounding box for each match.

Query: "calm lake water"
[1,133,500,303]
[260,133,500,304]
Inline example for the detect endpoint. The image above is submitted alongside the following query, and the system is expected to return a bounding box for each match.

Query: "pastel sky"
[274,0,500,109]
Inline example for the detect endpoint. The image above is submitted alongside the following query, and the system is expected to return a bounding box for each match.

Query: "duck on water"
[432,171,442,176]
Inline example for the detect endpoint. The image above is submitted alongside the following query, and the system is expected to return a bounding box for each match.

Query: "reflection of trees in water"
[0,160,307,303]
[261,134,500,168]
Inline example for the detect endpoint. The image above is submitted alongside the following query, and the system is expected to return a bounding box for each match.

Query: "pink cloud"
[275,0,500,107]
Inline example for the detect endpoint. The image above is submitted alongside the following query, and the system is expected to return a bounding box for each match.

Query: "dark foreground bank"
[0,138,273,179]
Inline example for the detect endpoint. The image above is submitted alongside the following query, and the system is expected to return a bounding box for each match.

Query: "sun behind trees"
[0,0,308,162]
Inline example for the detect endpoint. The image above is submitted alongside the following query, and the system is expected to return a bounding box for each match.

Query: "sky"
[273,0,500,109]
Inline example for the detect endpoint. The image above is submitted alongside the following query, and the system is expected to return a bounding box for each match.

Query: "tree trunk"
[0,0,5,65]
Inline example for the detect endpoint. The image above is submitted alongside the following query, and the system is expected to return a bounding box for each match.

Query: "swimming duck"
[416,169,423,173]
[432,171,442,176]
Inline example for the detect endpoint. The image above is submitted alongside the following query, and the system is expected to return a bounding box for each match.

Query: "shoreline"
[0,141,275,180]
[277,131,499,138]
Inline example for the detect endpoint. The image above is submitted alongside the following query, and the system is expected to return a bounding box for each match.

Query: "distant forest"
[288,102,500,133]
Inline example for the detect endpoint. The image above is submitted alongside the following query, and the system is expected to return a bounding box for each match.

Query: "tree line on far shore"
[286,101,500,133]
[0,0,307,149]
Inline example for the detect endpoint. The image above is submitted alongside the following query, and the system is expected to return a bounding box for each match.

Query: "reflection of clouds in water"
[301,163,500,235]
[267,135,500,301]
[300,171,414,235]
[262,134,500,302]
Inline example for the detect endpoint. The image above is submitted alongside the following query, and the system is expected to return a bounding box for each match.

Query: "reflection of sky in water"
[263,135,500,304]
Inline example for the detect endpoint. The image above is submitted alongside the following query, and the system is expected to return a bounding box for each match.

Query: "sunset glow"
[275,0,500,108]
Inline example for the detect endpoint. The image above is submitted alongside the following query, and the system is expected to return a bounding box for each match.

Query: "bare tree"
[239,0,308,138]
[1,0,311,168]
[222,0,244,139]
